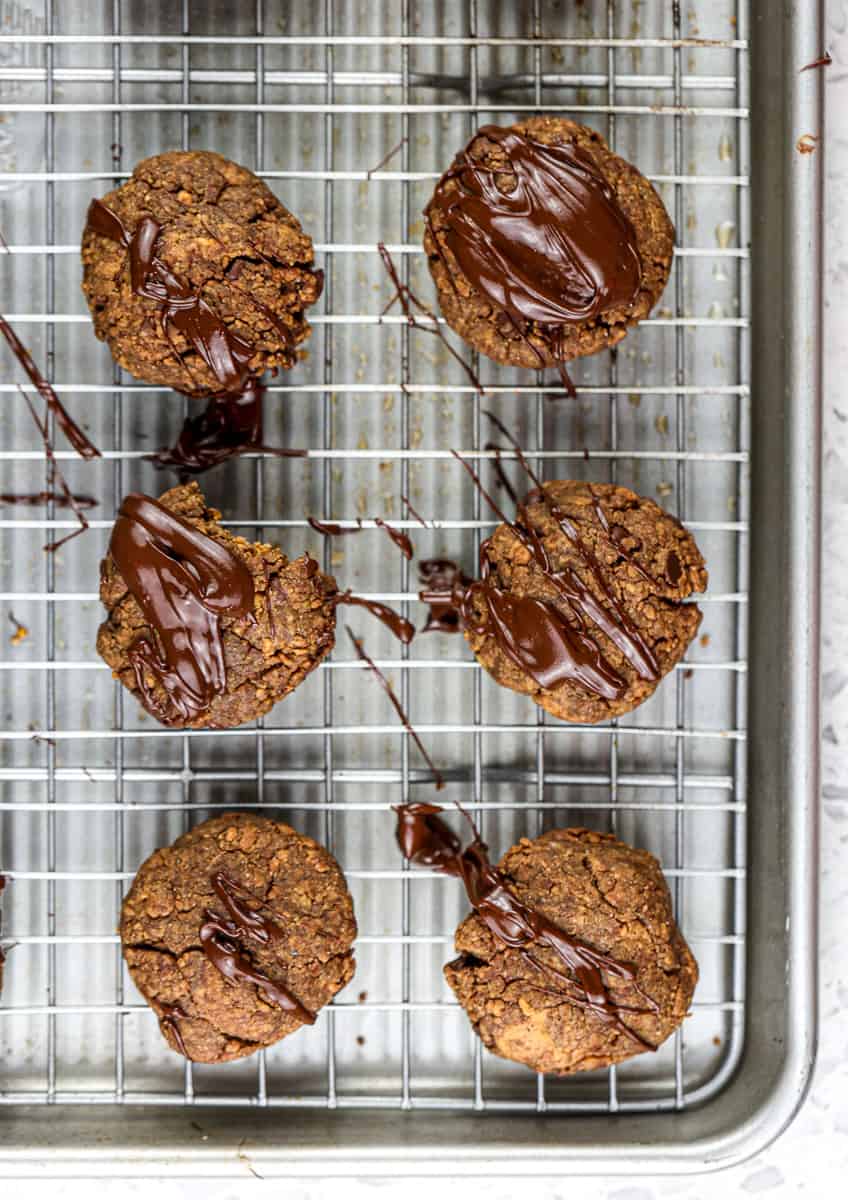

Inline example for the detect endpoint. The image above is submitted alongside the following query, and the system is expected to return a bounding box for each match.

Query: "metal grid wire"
[0,0,748,1117]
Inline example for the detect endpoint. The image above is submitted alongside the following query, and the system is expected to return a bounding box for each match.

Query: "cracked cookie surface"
[97,481,337,729]
[424,116,674,369]
[465,479,707,723]
[81,150,323,395]
[445,827,697,1075]
[121,812,356,1063]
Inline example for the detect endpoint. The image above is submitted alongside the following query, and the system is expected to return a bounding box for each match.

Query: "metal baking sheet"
[0,0,819,1177]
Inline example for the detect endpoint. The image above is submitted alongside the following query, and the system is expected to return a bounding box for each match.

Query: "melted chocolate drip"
[108,493,255,724]
[335,590,415,645]
[426,125,641,330]
[418,558,472,634]
[86,198,258,394]
[150,379,307,476]
[394,803,656,1048]
[377,242,483,395]
[556,361,578,399]
[374,518,414,560]
[346,627,444,789]
[800,52,832,71]
[0,491,97,509]
[210,871,286,946]
[0,315,101,459]
[158,1001,189,1057]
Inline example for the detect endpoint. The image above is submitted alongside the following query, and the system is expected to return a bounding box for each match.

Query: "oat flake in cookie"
[424,117,674,370]
[97,481,337,729]
[121,813,356,1064]
[81,150,323,396]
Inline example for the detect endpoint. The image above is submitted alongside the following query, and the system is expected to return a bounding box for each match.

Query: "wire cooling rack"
[0,0,748,1116]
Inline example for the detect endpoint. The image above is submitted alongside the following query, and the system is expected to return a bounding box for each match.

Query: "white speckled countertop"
[39,5,847,1196]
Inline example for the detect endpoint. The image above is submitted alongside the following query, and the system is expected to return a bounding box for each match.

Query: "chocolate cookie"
[121,812,356,1064]
[423,117,674,370]
[457,479,706,723]
[443,826,697,1076]
[97,481,337,729]
[81,150,323,396]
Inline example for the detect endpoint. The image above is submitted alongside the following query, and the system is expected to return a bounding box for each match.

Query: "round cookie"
[423,117,674,369]
[463,480,706,723]
[97,481,337,729]
[444,828,697,1075]
[81,150,323,396]
[121,812,356,1064]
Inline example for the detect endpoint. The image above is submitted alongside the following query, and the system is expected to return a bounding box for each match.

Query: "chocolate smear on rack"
[308,515,414,559]
[402,495,430,529]
[346,627,444,789]
[0,491,97,509]
[108,492,255,725]
[157,1001,190,1057]
[150,379,307,476]
[86,198,261,394]
[199,893,314,1025]
[377,242,483,395]
[0,873,6,989]
[800,52,832,71]
[366,136,408,180]
[19,389,93,552]
[426,125,641,327]
[394,802,656,1047]
[335,590,414,645]
[0,315,101,459]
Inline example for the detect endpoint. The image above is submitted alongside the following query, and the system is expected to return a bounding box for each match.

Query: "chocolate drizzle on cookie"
[426,125,641,329]
[86,198,258,394]
[417,415,666,701]
[157,1001,190,1057]
[108,492,255,724]
[394,802,656,1048]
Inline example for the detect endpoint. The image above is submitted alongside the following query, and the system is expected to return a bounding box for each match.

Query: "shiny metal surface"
[0,0,819,1175]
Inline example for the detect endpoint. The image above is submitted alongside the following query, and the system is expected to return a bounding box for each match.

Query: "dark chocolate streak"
[308,515,414,559]
[394,803,656,1048]
[157,1001,189,1057]
[377,242,483,394]
[335,590,415,645]
[0,491,97,509]
[86,198,259,393]
[426,125,641,329]
[0,314,101,459]
[196,870,315,1024]
[150,379,307,476]
[108,493,255,724]
[347,627,444,789]
[19,389,93,552]
[418,558,471,634]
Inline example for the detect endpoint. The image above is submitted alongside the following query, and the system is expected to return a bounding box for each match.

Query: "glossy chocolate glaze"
[108,493,255,724]
[427,125,641,329]
[395,803,656,1047]
[157,1001,189,1057]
